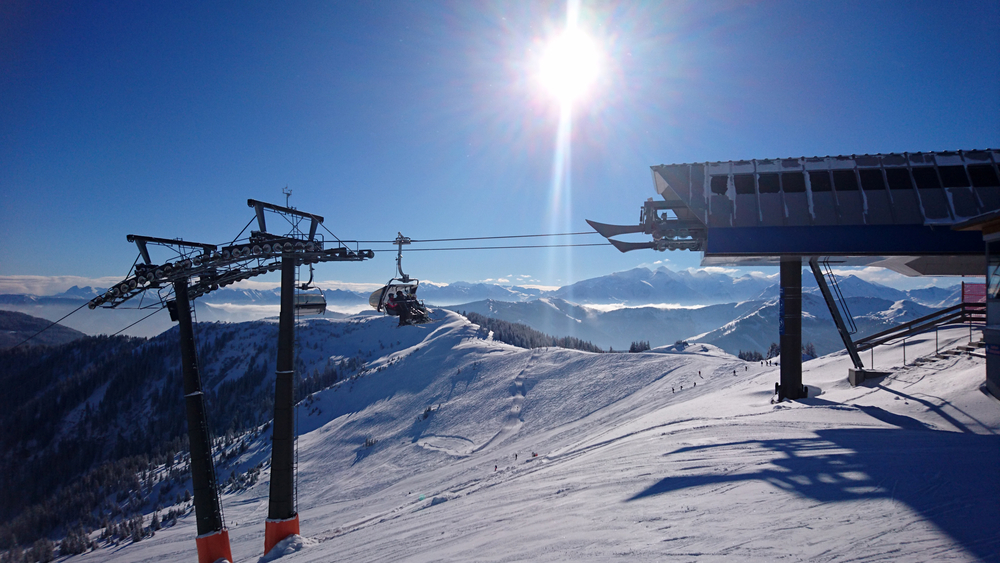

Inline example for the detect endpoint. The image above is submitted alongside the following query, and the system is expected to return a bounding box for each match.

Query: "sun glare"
[539,28,599,106]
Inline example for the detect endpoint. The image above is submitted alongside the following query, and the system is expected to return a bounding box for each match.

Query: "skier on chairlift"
[368,233,431,325]
[395,291,411,325]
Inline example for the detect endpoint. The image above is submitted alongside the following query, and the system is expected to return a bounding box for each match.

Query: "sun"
[539,27,600,106]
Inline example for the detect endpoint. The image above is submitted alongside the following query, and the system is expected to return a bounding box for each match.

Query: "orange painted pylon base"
[195,529,233,563]
[264,514,300,555]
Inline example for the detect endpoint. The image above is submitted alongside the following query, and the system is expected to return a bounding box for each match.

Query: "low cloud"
[314,280,385,292]
[516,283,560,291]
[0,275,124,296]
[0,275,388,296]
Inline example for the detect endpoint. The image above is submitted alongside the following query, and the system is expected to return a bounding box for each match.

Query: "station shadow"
[629,425,1000,562]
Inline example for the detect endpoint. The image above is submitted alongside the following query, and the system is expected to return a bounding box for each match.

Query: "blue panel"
[859,169,893,225]
[811,192,839,225]
[705,225,985,256]
[837,191,865,224]
[709,195,733,227]
[784,192,810,226]
[759,193,784,226]
[865,191,894,224]
[948,187,982,218]
[889,190,923,224]
[734,194,759,227]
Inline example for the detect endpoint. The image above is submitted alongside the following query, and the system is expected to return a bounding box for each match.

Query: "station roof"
[591,150,1000,276]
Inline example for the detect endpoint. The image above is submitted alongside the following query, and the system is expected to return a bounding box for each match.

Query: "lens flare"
[539,28,599,106]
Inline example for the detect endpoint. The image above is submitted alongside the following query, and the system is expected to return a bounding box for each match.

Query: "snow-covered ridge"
[85,311,998,562]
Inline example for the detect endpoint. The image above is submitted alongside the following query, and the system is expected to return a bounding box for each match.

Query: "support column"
[986,240,1000,398]
[777,257,807,401]
[174,280,233,563]
[265,255,300,554]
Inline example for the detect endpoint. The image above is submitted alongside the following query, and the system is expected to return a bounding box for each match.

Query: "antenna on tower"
[283,186,292,208]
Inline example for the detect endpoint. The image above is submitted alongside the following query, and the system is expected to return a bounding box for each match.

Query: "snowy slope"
[53,312,1000,562]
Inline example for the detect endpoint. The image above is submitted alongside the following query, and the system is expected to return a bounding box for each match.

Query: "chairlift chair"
[369,233,431,324]
[294,264,327,316]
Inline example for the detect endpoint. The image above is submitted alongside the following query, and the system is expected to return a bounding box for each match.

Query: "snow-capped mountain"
[691,294,939,356]
[418,281,542,305]
[753,273,962,308]
[446,298,766,353]
[0,267,964,346]
[447,293,942,357]
[549,266,776,305]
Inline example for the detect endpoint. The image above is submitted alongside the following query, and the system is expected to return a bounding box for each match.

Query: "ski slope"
[82,310,1000,562]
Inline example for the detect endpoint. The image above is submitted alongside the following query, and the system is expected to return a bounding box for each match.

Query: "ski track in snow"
[471,350,532,454]
[83,312,1000,563]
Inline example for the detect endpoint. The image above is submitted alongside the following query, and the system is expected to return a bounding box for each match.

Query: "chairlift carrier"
[370,233,431,323]
[295,264,327,315]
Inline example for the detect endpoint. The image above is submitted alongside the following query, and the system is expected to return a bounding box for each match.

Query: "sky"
[2,1,999,294]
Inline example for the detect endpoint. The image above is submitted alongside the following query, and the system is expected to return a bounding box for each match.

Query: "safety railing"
[854,302,985,353]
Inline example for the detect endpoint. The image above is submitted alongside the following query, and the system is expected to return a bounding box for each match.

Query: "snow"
[78,311,999,562]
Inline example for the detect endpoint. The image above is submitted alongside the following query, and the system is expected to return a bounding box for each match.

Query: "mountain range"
[0,267,966,356]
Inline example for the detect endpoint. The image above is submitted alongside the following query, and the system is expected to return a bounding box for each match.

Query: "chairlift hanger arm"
[395,232,412,282]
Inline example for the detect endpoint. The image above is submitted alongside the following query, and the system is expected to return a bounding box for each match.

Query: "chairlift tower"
[92,235,234,563]
[90,201,374,561]
[246,198,375,555]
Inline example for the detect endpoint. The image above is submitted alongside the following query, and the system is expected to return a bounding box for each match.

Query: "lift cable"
[112,307,165,337]
[370,242,613,252]
[415,231,600,243]
[9,301,92,350]
[355,231,601,244]
[11,232,608,348]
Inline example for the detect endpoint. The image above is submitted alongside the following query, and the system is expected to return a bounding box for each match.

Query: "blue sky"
[2,1,998,293]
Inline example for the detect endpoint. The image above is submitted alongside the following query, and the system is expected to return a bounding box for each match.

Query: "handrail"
[823,259,858,334]
[855,302,985,352]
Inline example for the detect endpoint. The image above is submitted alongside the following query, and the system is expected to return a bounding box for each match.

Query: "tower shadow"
[629,427,1000,562]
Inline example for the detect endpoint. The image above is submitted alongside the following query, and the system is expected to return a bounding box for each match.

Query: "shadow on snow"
[629,425,1000,562]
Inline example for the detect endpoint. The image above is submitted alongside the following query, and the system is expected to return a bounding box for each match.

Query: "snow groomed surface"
[88,310,999,562]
